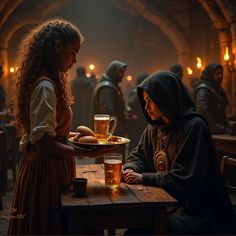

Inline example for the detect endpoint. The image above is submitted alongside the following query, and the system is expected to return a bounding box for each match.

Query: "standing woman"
[8,19,92,235]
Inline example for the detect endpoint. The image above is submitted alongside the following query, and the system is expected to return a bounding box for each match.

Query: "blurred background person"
[0,65,6,112]
[169,63,183,80]
[169,63,192,97]
[92,60,127,137]
[71,66,93,130]
[92,60,127,161]
[127,72,149,150]
[194,63,230,134]
[89,71,97,90]
[190,77,200,99]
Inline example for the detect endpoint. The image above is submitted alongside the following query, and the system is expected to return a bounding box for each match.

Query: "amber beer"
[94,115,110,143]
[104,153,122,189]
[94,114,117,144]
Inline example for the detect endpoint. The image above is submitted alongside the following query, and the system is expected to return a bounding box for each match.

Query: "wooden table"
[61,164,177,235]
[212,134,236,155]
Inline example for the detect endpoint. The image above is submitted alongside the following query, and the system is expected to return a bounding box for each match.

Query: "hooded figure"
[92,60,127,136]
[71,66,93,130]
[169,64,183,80]
[123,71,236,234]
[194,63,229,134]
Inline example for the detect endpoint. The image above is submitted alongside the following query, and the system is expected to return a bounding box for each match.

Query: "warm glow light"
[224,47,230,62]
[9,67,15,73]
[196,57,202,69]
[86,73,91,78]
[127,75,132,81]
[187,67,193,75]
[89,64,95,70]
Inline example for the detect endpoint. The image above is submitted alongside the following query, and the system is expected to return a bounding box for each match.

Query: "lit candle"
[186,67,193,75]
[9,67,15,73]
[127,75,132,81]
[89,64,95,71]
[196,57,202,70]
[224,47,230,62]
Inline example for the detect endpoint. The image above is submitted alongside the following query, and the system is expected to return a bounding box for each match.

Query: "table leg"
[152,206,167,234]
[69,210,86,235]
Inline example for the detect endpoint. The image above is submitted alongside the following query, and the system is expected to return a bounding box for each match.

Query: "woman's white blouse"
[20,80,57,151]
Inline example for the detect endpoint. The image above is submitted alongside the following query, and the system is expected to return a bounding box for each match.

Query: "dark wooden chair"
[0,130,4,210]
[220,156,236,208]
[5,124,19,184]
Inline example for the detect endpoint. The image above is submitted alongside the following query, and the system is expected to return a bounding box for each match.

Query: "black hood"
[201,63,223,85]
[137,71,197,128]
[102,60,127,84]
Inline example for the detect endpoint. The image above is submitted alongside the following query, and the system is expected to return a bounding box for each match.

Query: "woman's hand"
[122,169,142,184]
[68,132,78,138]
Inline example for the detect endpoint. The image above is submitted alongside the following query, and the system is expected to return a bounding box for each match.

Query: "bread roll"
[76,126,95,137]
[78,135,98,143]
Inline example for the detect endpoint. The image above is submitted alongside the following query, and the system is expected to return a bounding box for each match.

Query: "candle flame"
[89,64,95,70]
[127,75,132,81]
[187,67,193,75]
[9,67,15,73]
[224,47,230,62]
[196,57,202,69]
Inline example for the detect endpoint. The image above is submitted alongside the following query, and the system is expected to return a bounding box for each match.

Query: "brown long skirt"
[8,151,75,235]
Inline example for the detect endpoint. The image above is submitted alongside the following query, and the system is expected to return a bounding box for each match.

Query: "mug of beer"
[104,153,122,189]
[94,114,117,144]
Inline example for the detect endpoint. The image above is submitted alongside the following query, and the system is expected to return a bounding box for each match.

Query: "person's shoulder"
[35,76,55,91]
[97,80,118,91]
[185,115,208,131]
[195,80,213,90]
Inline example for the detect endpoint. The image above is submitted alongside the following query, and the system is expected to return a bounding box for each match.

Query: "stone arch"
[113,0,191,85]
[127,0,191,65]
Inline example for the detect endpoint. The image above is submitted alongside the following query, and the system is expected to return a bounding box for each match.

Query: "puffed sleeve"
[29,80,57,144]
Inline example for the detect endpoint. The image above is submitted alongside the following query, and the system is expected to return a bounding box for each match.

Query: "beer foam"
[94,117,110,120]
[104,159,122,164]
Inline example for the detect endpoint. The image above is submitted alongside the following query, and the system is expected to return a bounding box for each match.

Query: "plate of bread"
[68,126,130,151]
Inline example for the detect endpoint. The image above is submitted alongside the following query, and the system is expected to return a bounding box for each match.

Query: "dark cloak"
[124,71,236,234]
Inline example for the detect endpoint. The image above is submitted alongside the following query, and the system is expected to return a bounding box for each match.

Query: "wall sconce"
[224,47,235,73]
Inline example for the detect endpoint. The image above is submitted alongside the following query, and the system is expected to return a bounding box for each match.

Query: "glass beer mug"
[104,153,122,189]
[93,114,117,144]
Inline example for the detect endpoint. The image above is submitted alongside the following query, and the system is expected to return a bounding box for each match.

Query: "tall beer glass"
[104,153,122,189]
[94,114,117,144]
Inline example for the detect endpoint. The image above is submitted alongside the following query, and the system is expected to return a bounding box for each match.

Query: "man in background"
[71,66,93,130]
[92,60,127,162]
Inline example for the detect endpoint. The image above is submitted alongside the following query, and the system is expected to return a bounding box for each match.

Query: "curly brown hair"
[14,18,84,136]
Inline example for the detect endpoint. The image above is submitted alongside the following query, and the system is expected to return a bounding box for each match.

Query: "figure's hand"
[122,169,142,184]
[121,168,134,182]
